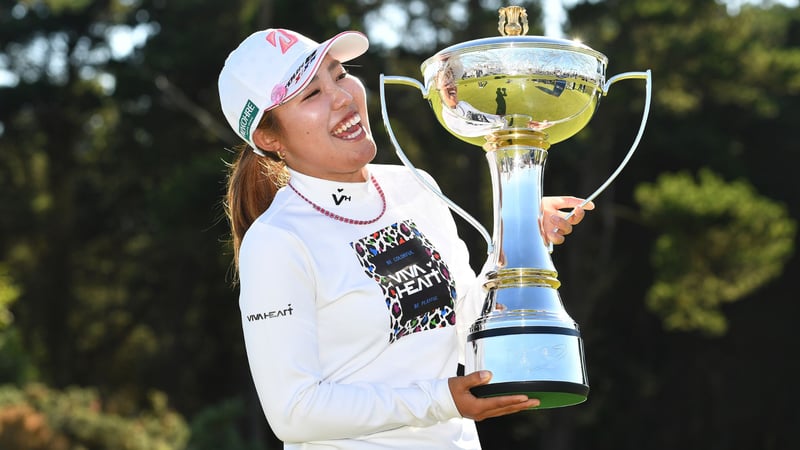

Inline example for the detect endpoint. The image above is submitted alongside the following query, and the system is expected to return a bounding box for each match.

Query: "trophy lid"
[426,35,608,67]
[424,6,607,69]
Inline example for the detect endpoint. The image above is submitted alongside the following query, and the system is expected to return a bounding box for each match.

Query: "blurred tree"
[1,0,249,444]
[0,383,188,449]
[1,0,799,449]
[636,169,796,335]
[0,403,69,450]
[0,266,18,332]
[479,1,800,449]
[186,397,266,450]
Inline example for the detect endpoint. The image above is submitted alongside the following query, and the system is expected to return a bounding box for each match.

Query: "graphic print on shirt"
[351,220,457,343]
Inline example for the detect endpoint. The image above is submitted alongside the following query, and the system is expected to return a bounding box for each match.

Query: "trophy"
[379,6,651,408]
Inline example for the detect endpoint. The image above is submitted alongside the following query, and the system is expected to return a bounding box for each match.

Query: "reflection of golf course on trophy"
[428,72,601,147]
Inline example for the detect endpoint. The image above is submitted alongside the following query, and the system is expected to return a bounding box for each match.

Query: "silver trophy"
[379,6,652,408]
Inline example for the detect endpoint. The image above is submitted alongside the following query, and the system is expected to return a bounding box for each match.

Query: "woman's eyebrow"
[328,59,344,72]
[306,60,343,85]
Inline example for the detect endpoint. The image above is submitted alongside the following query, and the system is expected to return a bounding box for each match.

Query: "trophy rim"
[422,35,609,69]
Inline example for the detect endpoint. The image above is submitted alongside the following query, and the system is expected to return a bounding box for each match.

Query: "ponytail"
[224,112,288,271]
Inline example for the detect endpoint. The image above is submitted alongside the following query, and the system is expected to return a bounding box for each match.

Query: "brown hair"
[224,112,289,271]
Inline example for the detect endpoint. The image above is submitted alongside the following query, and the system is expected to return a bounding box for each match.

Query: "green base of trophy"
[471,381,589,409]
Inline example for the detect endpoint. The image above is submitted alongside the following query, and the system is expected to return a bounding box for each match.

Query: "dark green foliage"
[1,0,799,449]
[636,169,796,335]
[186,397,268,450]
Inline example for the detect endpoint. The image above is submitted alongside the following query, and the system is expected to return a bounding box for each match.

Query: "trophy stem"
[466,130,589,409]
[484,130,559,292]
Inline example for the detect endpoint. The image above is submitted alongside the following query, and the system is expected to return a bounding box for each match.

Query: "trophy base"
[470,380,589,409]
[465,310,590,409]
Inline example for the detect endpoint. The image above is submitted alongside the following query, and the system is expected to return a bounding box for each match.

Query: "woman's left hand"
[542,196,595,245]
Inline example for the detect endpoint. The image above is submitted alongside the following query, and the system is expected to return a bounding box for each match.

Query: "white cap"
[218,29,369,149]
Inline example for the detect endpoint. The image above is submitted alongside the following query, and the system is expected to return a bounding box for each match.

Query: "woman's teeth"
[333,113,363,139]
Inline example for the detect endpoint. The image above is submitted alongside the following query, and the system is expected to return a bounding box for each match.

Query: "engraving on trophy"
[524,344,568,371]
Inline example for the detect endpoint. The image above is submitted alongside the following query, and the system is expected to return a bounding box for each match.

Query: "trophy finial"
[498,6,529,36]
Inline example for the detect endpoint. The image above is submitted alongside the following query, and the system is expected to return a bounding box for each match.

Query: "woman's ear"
[253,128,282,154]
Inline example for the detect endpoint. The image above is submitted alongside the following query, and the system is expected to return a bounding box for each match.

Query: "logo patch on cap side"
[239,100,259,140]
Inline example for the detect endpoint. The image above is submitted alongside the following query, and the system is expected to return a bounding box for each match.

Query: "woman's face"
[436,67,458,109]
[268,55,376,182]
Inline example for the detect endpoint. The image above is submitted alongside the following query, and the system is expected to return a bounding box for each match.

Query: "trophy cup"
[379,6,652,409]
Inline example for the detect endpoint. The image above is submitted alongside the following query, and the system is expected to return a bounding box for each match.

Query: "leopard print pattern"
[351,220,457,343]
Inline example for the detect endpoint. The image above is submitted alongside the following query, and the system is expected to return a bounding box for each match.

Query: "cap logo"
[271,85,287,104]
[284,50,318,90]
[238,100,259,140]
[266,29,299,54]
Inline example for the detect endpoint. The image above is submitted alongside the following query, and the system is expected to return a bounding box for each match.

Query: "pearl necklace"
[288,175,387,225]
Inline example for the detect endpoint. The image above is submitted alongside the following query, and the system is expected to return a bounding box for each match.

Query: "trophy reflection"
[380,6,652,408]
[435,59,506,137]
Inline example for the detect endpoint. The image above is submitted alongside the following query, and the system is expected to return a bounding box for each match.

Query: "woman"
[217,28,593,449]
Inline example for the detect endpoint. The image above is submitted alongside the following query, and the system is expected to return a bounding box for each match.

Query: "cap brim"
[324,31,370,65]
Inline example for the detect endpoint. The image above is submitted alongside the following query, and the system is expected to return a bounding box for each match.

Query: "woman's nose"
[331,84,354,109]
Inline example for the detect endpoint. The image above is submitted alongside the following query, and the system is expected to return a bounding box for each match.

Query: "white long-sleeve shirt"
[238,164,484,449]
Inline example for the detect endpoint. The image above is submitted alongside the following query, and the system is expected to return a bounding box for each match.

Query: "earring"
[277,151,286,160]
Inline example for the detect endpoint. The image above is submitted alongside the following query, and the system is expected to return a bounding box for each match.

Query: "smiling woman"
[215,27,592,450]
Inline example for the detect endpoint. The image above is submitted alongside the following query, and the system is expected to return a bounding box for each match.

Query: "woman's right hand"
[448,371,539,421]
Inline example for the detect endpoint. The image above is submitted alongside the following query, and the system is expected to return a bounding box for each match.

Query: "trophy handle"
[379,74,495,254]
[549,69,653,252]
